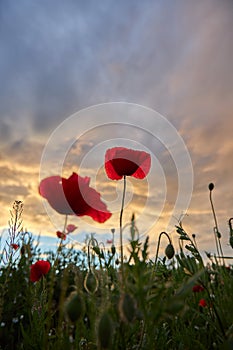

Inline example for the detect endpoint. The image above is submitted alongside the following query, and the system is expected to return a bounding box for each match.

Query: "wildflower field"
[0,147,233,349]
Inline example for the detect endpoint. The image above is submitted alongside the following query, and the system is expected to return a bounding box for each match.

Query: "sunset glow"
[1,0,233,259]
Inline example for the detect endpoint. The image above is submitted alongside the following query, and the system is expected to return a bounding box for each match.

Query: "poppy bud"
[64,292,84,323]
[84,271,99,294]
[230,236,233,249]
[92,246,101,255]
[216,230,221,239]
[20,245,25,256]
[119,293,136,323]
[208,183,214,191]
[97,312,113,349]
[111,245,116,255]
[165,243,175,259]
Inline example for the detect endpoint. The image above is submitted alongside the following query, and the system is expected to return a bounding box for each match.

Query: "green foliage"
[0,215,233,349]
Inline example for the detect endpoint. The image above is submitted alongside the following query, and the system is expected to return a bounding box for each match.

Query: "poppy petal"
[66,224,78,233]
[105,147,151,180]
[81,185,112,223]
[39,173,111,223]
[39,176,73,214]
[56,231,66,240]
[11,243,19,250]
[30,260,50,282]
[199,298,207,308]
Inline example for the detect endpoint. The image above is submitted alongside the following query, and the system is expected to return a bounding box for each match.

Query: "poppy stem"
[209,190,220,255]
[63,215,68,233]
[120,175,127,274]
[154,231,172,266]
[209,189,225,265]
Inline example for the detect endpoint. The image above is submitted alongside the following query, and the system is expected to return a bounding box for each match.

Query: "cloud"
[0,0,149,132]
[2,139,44,166]
[0,0,233,257]
[1,0,232,141]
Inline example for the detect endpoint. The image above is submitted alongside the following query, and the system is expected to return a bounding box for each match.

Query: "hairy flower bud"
[119,293,136,323]
[165,243,175,259]
[98,312,113,349]
[208,183,214,191]
[64,292,84,323]
[84,271,99,294]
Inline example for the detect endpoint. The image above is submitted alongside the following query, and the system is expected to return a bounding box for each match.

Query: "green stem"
[120,176,127,274]
[63,214,68,233]
[209,191,225,264]
[209,191,220,257]
[136,320,146,350]
[204,282,226,339]
[155,231,171,265]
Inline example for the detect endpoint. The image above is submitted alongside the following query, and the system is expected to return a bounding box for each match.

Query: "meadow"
[0,147,233,349]
[0,202,233,350]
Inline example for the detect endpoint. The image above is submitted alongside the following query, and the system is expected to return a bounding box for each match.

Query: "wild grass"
[0,201,233,350]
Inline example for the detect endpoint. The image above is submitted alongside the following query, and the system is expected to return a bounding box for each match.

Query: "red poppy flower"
[11,243,19,250]
[30,260,51,282]
[106,239,113,244]
[56,231,66,240]
[199,299,207,308]
[192,284,204,293]
[39,172,111,223]
[105,147,151,180]
[66,224,78,233]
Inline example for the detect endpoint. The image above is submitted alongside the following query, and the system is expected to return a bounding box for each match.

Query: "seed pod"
[64,291,84,323]
[97,312,113,349]
[208,183,214,191]
[119,293,136,323]
[165,243,175,259]
[84,270,99,294]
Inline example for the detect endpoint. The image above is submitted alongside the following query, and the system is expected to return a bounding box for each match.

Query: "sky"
[0,0,233,260]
